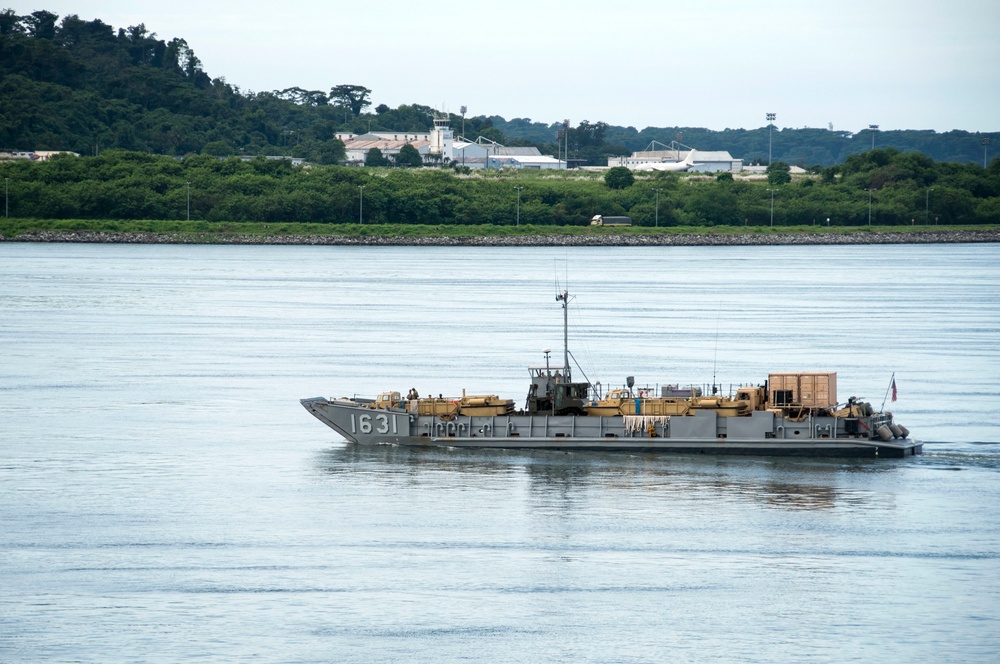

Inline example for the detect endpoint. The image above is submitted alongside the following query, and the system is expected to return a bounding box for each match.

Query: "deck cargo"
[768,372,837,408]
[303,291,920,458]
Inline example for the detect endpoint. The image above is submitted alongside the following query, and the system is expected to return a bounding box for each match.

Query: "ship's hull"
[301,398,922,458]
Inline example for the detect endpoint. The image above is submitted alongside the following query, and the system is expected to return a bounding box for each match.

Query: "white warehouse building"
[453,141,566,170]
[487,154,565,170]
[609,149,743,173]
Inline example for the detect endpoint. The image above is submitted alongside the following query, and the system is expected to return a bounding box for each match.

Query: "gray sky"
[11,0,1000,133]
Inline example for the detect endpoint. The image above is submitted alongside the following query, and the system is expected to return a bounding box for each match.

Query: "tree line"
[1,148,997,225]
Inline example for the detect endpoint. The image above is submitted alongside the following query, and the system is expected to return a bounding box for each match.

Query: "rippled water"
[1,242,998,662]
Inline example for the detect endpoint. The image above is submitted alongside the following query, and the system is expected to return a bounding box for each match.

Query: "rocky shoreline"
[3,229,999,246]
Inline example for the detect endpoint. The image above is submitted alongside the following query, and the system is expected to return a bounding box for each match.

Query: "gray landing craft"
[302,290,921,458]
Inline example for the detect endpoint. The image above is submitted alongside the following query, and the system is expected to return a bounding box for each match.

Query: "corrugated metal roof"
[492,155,563,164]
[344,139,431,150]
[624,149,736,163]
[631,150,689,159]
[692,151,736,161]
[494,147,542,156]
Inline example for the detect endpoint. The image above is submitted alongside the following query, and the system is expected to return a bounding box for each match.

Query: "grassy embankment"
[3,218,995,240]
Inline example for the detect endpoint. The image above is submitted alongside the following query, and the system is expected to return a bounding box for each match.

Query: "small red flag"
[891,378,897,402]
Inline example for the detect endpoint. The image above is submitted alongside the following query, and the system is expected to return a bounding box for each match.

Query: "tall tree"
[329,84,371,116]
[24,10,57,39]
[276,87,329,106]
[0,9,23,35]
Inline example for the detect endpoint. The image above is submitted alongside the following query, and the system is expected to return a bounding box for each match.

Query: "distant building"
[339,116,454,165]
[428,117,454,161]
[240,155,306,166]
[33,150,81,161]
[0,150,79,161]
[336,131,428,142]
[454,140,565,169]
[342,134,432,164]
[488,154,566,170]
[339,118,564,169]
[609,149,743,173]
[452,139,491,168]
[741,164,808,175]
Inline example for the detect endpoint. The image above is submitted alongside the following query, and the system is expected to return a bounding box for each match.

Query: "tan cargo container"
[768,372,837,408]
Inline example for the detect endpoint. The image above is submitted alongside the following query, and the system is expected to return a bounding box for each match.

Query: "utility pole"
[4,178,8,218]
[514,186,522,226]
[358,185,365,224]
[186,181,190,221]
[767,188,775,226]
[654,188,661,227]
[925,188,933,224]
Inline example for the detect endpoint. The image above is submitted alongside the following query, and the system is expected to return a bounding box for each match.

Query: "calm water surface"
[1,242,999,662]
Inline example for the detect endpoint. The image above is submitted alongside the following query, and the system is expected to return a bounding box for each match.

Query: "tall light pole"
[925,187,933,224]
[563,119,570,169]
[459,107,467,168]
[983,137,991,168]
[767,188,775,226]
[358,185,365,224]
[514,186,522,226]
[869,124,879,150]
[186,181,190,221]
[766,112,776,165]
[865,188,876,226]
[654,188,661,227]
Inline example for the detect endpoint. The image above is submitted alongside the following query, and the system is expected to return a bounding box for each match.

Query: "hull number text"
[350,412,397,435]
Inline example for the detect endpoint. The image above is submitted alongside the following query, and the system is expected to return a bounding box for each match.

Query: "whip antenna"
[712,301,722,395]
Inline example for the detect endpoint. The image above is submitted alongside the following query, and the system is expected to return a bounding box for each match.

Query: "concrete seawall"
[3,229,999,246]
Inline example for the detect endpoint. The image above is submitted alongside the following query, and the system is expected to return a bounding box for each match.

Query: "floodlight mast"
[766,112,776,164]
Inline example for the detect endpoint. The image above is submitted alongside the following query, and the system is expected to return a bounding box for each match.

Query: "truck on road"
[590,215,632,226]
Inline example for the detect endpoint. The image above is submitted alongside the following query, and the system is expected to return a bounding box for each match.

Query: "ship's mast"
[556,289,570,381]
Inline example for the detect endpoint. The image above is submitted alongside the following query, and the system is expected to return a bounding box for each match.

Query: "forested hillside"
[2,8,998,168]
[0,8,513,162]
